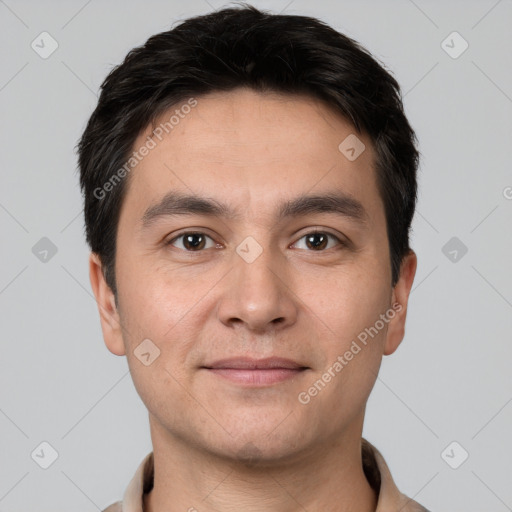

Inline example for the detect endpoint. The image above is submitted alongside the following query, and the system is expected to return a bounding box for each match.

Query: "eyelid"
[166,230,220,249]
[166,228,347,252]
[291,229,346,250]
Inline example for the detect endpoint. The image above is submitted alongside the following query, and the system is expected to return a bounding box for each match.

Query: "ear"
[383,250,417,356]
[89,252,126,356]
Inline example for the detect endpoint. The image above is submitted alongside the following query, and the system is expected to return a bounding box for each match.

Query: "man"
[79,4,428,511]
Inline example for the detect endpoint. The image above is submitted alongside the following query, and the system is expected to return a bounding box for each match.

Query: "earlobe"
[383,250,417,356]
[88,252,126,356]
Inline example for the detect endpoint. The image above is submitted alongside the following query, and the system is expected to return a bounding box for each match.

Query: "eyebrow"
[141,191,369,228]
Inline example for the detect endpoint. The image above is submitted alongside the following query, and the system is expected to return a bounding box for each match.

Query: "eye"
[167,232,218,251]
[292,230,343,251]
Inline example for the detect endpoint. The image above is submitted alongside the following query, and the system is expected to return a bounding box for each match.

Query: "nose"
[216,244,298,333]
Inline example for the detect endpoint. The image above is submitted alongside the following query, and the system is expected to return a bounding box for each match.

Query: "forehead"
[120,88,383,226]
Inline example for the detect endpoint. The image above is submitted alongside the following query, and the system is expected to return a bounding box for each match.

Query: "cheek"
[117,275,201,423]
[115,262,216,390]
[298,260,391,407]
[299,260,391,342]
[127,354,194,432]
[116,258,196,339]
[299,277,390,422]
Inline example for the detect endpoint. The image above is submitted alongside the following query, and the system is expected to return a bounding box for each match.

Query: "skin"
[89,87,417,512]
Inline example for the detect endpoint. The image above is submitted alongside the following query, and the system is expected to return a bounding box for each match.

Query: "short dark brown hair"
[78,3,419,298]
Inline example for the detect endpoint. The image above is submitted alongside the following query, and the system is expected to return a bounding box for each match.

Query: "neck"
[143,418,377,512]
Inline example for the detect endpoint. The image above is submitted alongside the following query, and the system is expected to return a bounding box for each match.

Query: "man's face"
[92,88,415,462]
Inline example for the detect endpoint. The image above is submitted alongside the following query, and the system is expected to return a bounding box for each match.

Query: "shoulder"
[362,439,431,512]
[101,501,122,512]
[409,501,431,512]
[404,500,431,512]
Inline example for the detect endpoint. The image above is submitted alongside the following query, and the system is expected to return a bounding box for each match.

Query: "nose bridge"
[217,236,297,331]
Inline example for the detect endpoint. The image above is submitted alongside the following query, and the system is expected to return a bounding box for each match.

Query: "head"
[80,5,418,463]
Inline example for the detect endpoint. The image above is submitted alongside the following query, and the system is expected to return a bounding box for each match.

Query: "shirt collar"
[115,438,428,512]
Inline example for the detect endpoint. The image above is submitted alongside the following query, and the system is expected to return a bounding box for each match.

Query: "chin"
[197,416,315,466]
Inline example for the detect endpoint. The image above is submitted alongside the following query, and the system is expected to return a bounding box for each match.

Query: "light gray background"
[1,0,511,511]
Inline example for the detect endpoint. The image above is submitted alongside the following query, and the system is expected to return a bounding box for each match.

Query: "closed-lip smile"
[202,357,309,386]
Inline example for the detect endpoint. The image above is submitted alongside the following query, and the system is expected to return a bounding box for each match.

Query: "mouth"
[201,357,309,386]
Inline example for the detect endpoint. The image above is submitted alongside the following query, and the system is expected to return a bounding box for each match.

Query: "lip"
[203,357,307,370]
[202,357,309,386]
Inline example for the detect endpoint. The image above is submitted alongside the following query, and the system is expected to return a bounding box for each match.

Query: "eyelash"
[166,230,345,252]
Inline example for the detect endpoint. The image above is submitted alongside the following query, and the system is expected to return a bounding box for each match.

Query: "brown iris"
[182,233,207,250]
[305,232,328,250]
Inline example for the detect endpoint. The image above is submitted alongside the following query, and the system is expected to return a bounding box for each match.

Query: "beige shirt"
[103,439,430,512]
